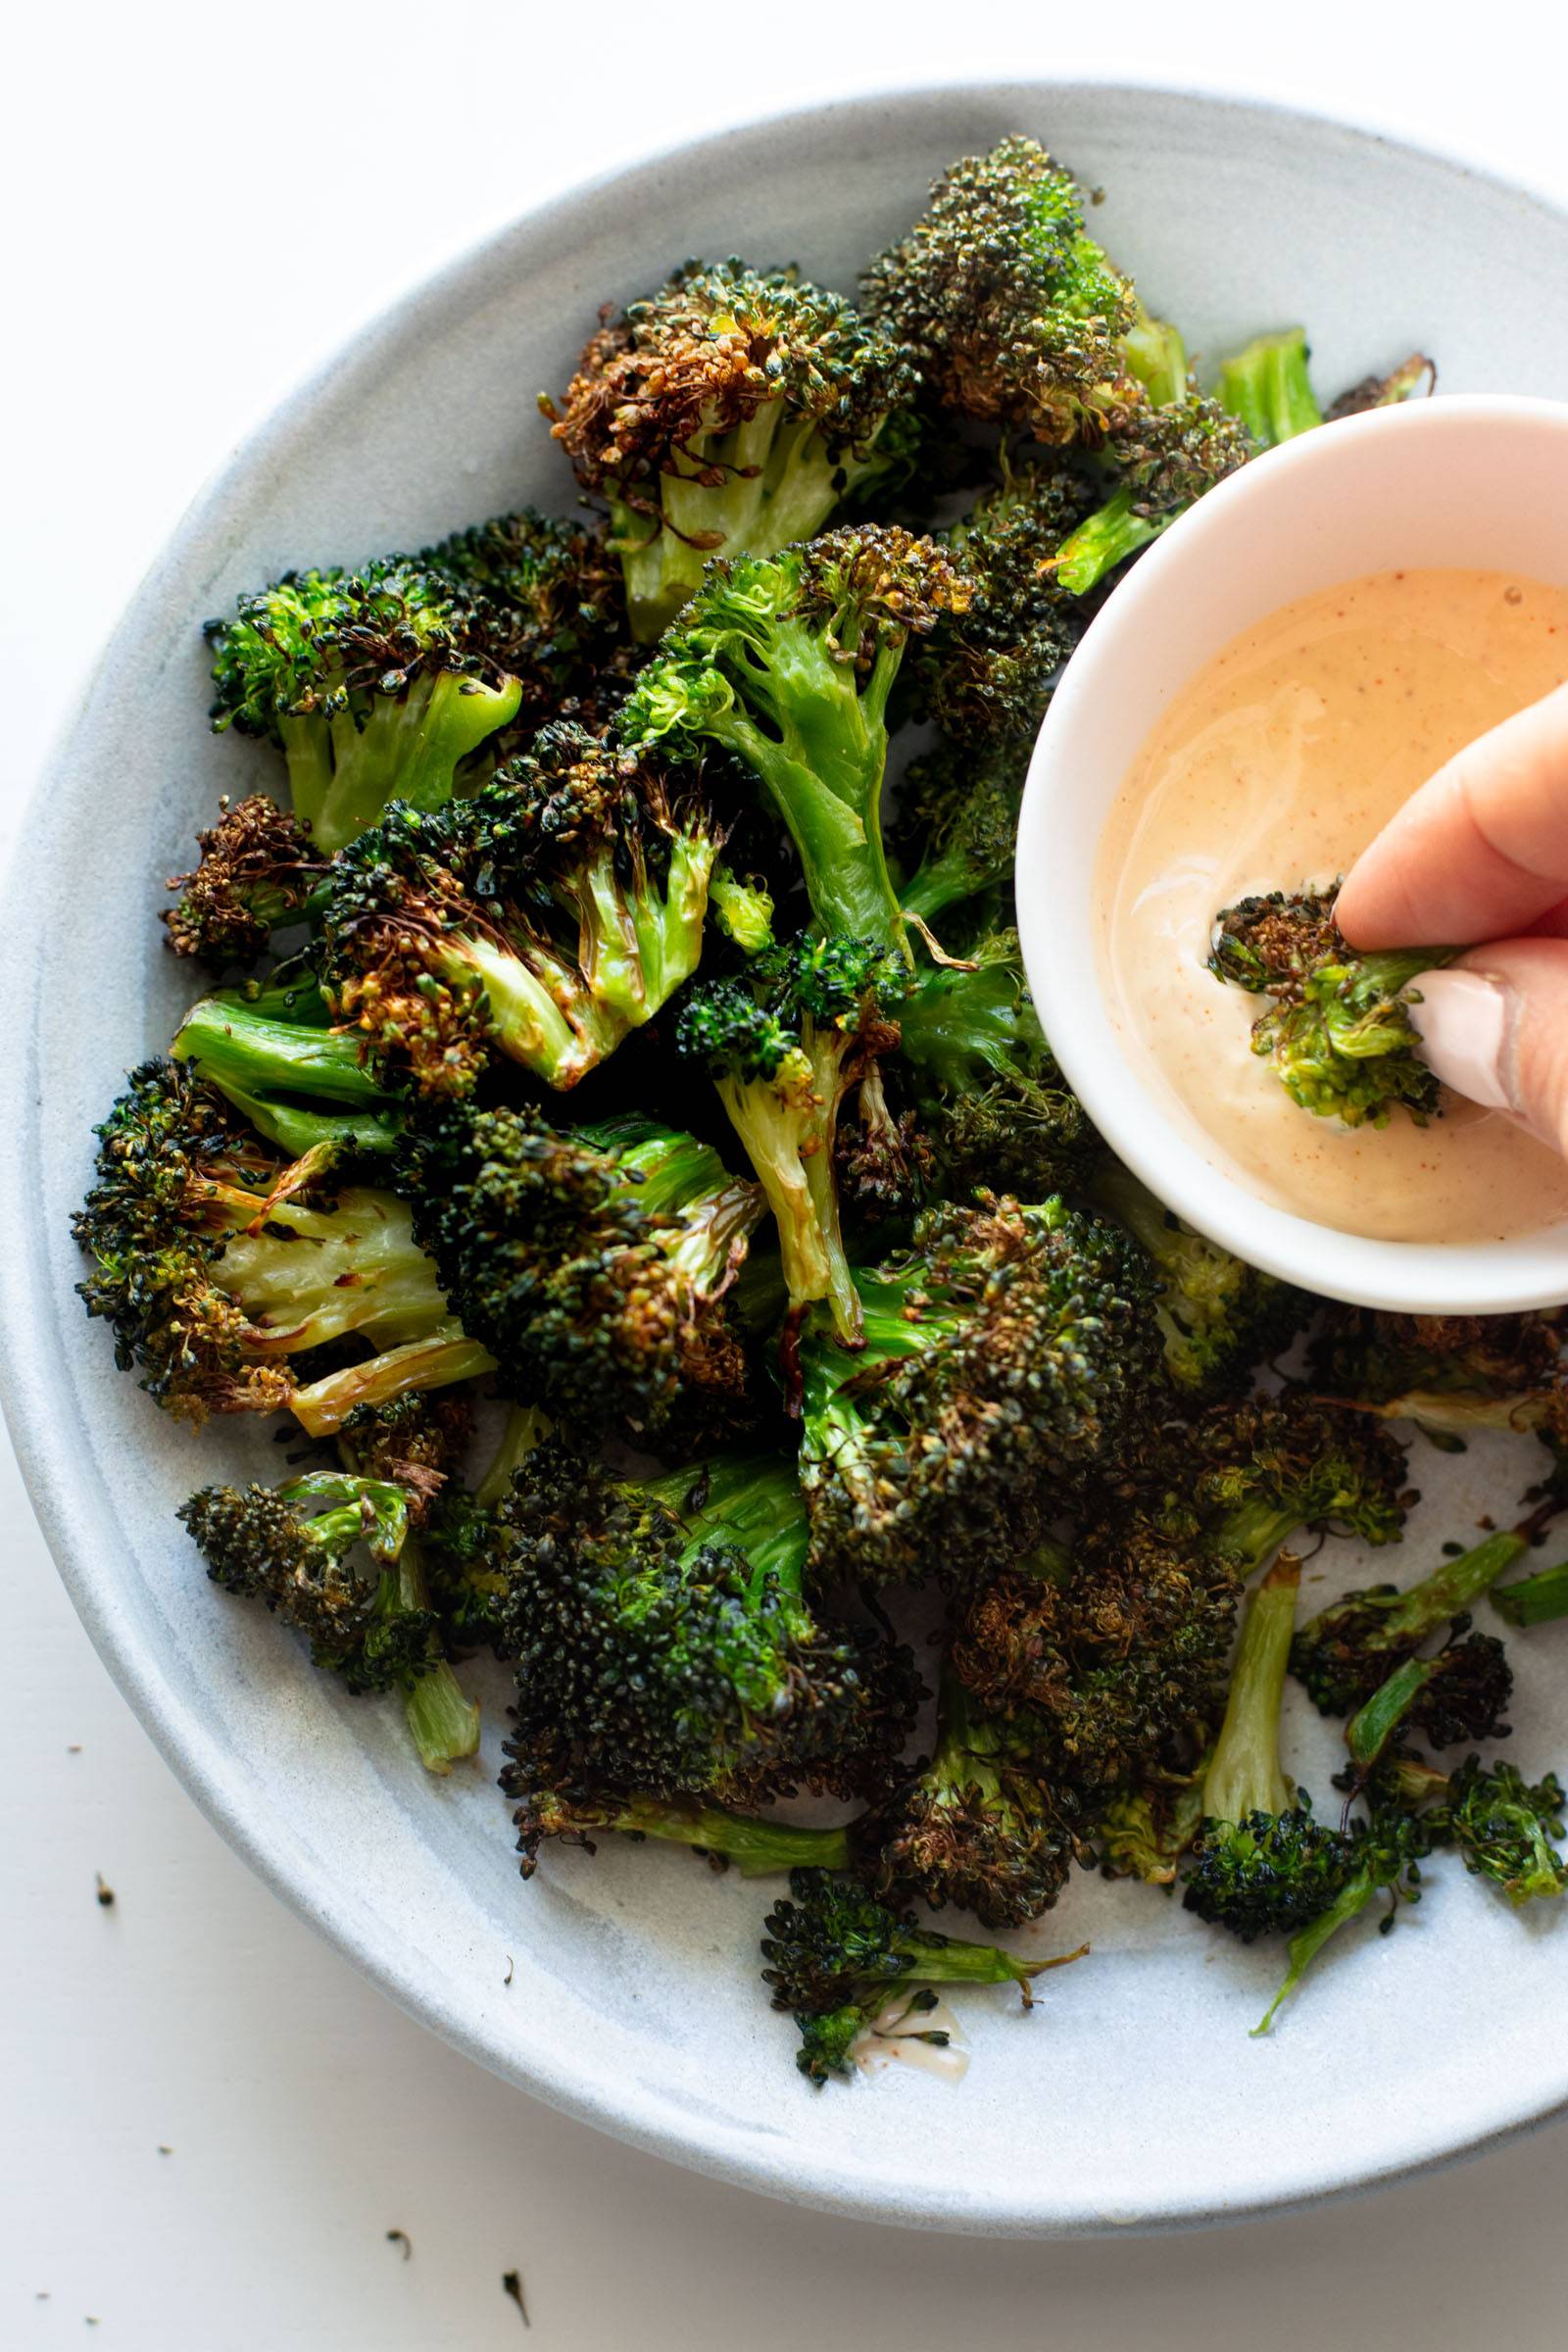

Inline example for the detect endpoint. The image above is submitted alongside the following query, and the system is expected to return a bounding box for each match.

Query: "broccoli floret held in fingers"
[544,261,922,642]
[163,795,324,966]
[619,526,972,956]
[1209,883,1454,1128]
[760,1867,1084,2084]
[318,723,720,1098]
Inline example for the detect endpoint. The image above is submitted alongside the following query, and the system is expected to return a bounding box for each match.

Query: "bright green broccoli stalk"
[205,556,526,853]
[72,1060,490,1433]
[924,464,1096,739]
[543,260,921,641]
[1292,1525,1530,1718]
[504,1786,856,1878]
[675,933,905,1350]
[1183,1557,1359,1940]
[799,1194,1159,1588]
[1493,1556,1568,1626]
[1215,327,1324,448]
[177,1469,479,1772]
[760,1867,1083,2083]
[860,135,1139,443]
[318,721,719,1097]
[172,991,402,1162]
[162,795,324,966]
[1087,1157,1309,1399]
[396,1102,764,1443]
[1208,885,1454,1128]
[619,525,972,956]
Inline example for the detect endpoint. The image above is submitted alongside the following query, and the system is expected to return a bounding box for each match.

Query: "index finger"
[1336,677,1568,951]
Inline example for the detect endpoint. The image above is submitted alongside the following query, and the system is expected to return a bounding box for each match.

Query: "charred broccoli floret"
[1182,1557,1357,1940]
[338,1389,473,1525]
[890,739,1026,928]
[861,136,1139,443]
[1292,1525,1530,1718]
[925,464,1096,740]
[760,1866,1082,2083]
[544,261,920,641]
[397,1102,763,1441]
[177,1469,479,1771]
[1191,1394,1413,1570]
[1377,1752,1568,1904]
[619,526,971,956]
[318,722,719,1097]
[73,1061,489,1433]
[172,990,401,1162]
[1310,1306,1568,1447]
[1343,1629,1515,1765]
[1209,884,1453,1128]
[420,505,633,732]
[799,1194,1158,1587]
[162,796,323,966]
[205,555,526,854]
[1324,351,1437,422]
[676,933,904,1348]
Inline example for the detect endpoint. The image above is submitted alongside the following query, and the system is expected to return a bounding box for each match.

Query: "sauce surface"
[1099,566,1568,1243]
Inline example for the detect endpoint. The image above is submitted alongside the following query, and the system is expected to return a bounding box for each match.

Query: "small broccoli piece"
[205,556,526,854]
[419,506,633,732]
[861,136,1139,443]
[177,1470,478,1772]
[172,992,402,1162]
[761,1867,1083,2083]
[1054,362,1252,596]
[544,260,921,641]
[1209,884,1453,1128]
[1324,352,1437,422]
[397,1102,763,1441]
[835,1058,933,1235]
[1493,1556,1568,1626]
[1097,1757,1208,1886]
[676,933,904,1348]
[890,739,1026,927]
[708,862,776,956]
[1394,1754,1568,1904]
[496,1442,922,1847]
[1310,1306,1568,1448]
[1182,1557,1361,1940]
[620,526,971,956]
[859,1671,1085,1927]
[162,796,323,966]
[1343,1629,1515,1766]
[1192,1394,1413,1569]
[1252,1803,1432,2035]
[1214,327,1324,448]
[318,722,719,1098]
[924,464,1096,740]
[799,1194,1159,1587]
[73,1060,490,1433]
[337,1390,473,1526]
[506,1784,855,1880]
[1292,1525,1530,1718]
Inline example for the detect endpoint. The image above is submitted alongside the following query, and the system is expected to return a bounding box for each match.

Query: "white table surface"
[8,9,1568,2343]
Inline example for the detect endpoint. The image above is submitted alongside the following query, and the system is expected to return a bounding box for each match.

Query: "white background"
[6,8,1568,2344]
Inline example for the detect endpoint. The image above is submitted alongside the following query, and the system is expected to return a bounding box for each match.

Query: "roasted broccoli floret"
[420,505,633,732]
[1310,1306,1568,1447]
[1292,1525,1530,1718]
[1096,1755,1209,1886]
[1183,1557,1358,1940]
[172,990,402,1162]
[338,1389,473,1524]
[163,796,323,966]
[1209,884,1453,1128]
[799,1194,1158,1587]
[760,1866,1082,2083]
[318,722,719,1097]
[177,1469,479,1772]
[620,526,971,956]
[1252,1802,1432,2036]
[1087,1158,1309,1399]
[543,261,920,641]
[1343,1629,1515,1765]
[861,136,1138,443]
[1376,1752,1568,1903]
[676,933,904,1348]
[1324,351,1437,422]
[925,464,1096,740]
[73,1061,489,1433]
[205,555,526,854]
[1191,1394,1413,1570]
[835,1058,933,1235]
[1214,327,1324,448]
[397,1102,763,1441]
[890,739,1026,928]
[496,1442,922,1855]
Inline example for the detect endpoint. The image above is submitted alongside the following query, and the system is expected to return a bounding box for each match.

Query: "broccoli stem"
[403,1657,482,1772]
[173,996,401,1160]
[1202,1555,1299,1825]
[282,672,522,854]
[291,1329,497,1437]
[473,1404,553,1508]
[713,1063,860,1347]
[1215,328,1323,449]
[646,1453,810,1584]
[1370,1527,1530,1642]
[1251,1869,1376,2036]
[1121,311,1189,407]
[599,1794,854,1876]
[1344,1655,1445,1772]
[1054,485,1174,597]
[1491,1556,1568,1627]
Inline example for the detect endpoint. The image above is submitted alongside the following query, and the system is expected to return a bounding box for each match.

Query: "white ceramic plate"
[7,83,1568,2236]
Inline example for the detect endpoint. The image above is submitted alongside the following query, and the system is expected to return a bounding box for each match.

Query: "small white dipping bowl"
[1017,392,1568,1315]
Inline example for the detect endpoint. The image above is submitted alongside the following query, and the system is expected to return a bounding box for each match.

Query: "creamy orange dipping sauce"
[1098,566,1568,1244]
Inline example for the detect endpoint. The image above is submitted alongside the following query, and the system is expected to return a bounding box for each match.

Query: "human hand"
[1336,678,1568,1157]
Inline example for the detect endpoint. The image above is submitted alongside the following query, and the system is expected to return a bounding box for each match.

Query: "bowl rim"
[1016,391,1568,1316]
[8,74,1568,2238]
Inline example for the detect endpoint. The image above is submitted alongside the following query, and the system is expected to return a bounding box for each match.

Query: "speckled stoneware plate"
[7,82,1568,2236]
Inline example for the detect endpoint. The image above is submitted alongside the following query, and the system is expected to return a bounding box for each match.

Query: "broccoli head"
[1343,1631,1515,1765]
[1054,384,1252,596]
[1310,1305,1568,1446]
[544,260,920,640]
[420,505,634,733]
[1418,1755,1568,1903]
[924,464,1096,741]
[162,795,323,966]
[890,738,1026,929]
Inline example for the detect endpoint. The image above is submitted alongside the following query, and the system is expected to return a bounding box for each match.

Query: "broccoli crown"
[420,506,633,732]
[178,1471,445,1694]
[760,1866,1055,2082]
[163,794,323,966]
[923,465,1097,742]
[1209,885,1452,1128]
[800,1194,1159,1586]
[1291,1525,1526,1718]
[619,527,971,952]
[1193,1393,1413,1564]
[1389,1632,1516,1750]
[1310,1306,1568,1442]
[397,1102,762,1440]
[1182,1805,1357,1942]
[1428,1757,1568,1902]
[318,722,718,1097]
[861,136,1138,440]
[891,738,1027,927]
[495,1442,922,1820]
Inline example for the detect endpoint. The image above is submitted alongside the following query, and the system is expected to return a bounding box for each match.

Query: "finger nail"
[1405,969,1514,1110]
